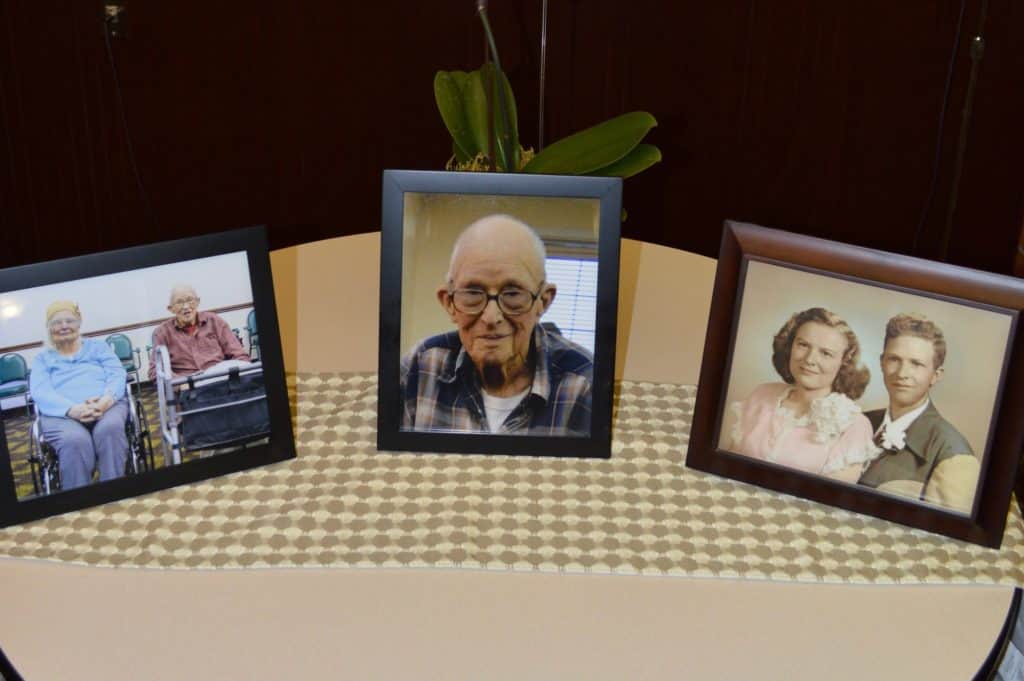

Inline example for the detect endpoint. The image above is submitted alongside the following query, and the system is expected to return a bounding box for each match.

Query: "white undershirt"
[482,387,530,433]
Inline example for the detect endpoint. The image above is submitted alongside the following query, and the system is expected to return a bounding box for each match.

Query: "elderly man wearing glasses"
[400,214,593,436]
[147,284,251,380]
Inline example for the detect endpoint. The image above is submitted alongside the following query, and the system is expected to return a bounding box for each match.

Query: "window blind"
[543,256,598,354]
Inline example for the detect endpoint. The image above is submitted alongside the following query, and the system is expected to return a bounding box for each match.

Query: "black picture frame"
[0,226,295,527]
[377,169,622,458]
[688,221,1024,547]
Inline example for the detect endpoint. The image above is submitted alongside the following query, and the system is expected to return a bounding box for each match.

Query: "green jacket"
[858,402,979,513]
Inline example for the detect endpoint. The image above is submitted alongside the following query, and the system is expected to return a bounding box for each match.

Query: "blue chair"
[105,333,142,393]
[246,310,259,360]
[0,353,30,417]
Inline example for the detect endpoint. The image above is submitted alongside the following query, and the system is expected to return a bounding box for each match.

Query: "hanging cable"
[103,16,158,231]
[910,0,968,255]
[937,0,989,261]
[539,0,549,151]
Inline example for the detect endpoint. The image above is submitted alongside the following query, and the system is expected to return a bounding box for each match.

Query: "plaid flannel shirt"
[400,326,593,436]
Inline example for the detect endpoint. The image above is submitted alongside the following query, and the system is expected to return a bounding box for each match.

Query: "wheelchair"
[28,392,155,496]
[153,345,270,466]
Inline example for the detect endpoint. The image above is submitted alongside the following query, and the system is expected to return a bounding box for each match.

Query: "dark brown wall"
[2,1,1022,274]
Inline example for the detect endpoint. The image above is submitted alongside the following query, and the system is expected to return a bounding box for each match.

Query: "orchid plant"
[434,2,661,178]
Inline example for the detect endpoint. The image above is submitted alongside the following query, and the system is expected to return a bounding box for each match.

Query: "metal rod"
[539,0,549,151]
[170,362,264,388]
[175,395,267,418]
[938,0,989,262]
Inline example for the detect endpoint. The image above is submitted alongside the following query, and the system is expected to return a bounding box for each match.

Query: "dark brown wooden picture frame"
[688,221,1024,547]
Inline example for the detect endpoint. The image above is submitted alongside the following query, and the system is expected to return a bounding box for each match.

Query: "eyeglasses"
[171,296,198,309]
[48,317,80,328]
[448,283,544,317]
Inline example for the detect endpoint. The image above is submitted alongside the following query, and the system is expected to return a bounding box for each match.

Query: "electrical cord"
[911,0,968,256]
[539,0,548,151]
[937,0,989,262]
[102,12,158,231]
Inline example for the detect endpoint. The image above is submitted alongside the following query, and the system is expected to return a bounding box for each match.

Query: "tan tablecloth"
[1,373,1021,585]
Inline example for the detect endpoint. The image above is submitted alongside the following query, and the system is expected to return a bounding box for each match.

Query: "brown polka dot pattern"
[0,372,1022,584]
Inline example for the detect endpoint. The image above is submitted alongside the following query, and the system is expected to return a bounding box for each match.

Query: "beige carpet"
[0,372,1022,584]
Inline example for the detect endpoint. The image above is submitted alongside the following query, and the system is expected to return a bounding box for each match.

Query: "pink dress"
[728,382,878,475]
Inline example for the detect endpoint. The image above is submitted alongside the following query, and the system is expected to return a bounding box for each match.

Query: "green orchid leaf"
[476,6,518,172]
[434,70,491,163]
[589,144,662,178]
[450,142,470,166]
[479,63,519,172]
[462,70,490,163]
[523,111,658,175]
[434,71,477,161]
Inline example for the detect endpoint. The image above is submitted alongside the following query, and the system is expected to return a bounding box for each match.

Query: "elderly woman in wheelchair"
[29,301,131,490]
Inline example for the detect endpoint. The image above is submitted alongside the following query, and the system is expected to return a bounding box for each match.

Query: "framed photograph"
[688,221,1024,547]
[0,226,295,527]
[377,170,622,458]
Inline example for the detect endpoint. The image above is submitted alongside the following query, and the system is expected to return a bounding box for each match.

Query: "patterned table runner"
[0,373,1021,584]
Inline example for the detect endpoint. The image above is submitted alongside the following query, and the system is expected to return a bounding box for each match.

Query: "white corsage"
[807,392,861,444]
[876,424,906,451]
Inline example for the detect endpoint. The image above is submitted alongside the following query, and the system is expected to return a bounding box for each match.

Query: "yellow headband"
[46,300,81,322]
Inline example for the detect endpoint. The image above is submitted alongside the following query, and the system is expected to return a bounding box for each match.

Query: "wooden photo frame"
[0,226,295,527]
[688,221,1024,547]
[377,170,622,458]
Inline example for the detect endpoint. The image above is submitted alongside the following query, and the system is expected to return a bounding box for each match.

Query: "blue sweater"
[29,338,127,417]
